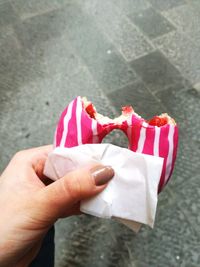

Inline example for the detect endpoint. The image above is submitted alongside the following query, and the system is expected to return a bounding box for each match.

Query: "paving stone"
[53,69,117,118]
[107,80,164,120]
[125,202,200,266]
[83,0,153,61]
[107,0,150,15]
[176,175,200,235]
[154,31,200,85]
[13,1,84,49]
[24,37,83,78]
[86,51,137,93]
[130,50,190,93]
[55,216,133,267]
[101,128,128,149]
[0,24,59,112]
[129,7,175,39]
[169,137,200,188]
[157,186,175,207]
[109,0,150,14]
[188,0,200,10]
[148,0,185,11]
[12,17,83,79]
[10,0,66,20]
[0,26,21,74]
[15,4,136,93]
[14,10,68,49]
[155,83,200,141]
[0,0,7,5]
[0,26,25,108]
[0,77,61,171]
[61,2,137,92]
[0,2,18,28]
[162,4,200,46]
[193,82,200,93]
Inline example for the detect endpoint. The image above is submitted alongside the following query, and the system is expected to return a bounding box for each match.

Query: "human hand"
[0,145,114,267]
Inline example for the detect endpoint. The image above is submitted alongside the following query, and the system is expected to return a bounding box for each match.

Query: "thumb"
[38,165,114,220]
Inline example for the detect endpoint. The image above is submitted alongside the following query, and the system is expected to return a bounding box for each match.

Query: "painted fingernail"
[91,165,114,186]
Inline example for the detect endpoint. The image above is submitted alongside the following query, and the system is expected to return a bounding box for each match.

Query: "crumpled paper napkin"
[44,143,163,232]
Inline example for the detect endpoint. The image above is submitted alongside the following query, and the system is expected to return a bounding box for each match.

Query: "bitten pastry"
[54,96,178,192]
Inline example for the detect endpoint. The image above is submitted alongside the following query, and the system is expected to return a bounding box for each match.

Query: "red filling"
[122,106,134,115]
[148,116,168,127]
[86,103,96,119]
[86,103,168,127]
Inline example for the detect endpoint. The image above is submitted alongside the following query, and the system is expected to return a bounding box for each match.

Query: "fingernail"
[91,165,114,186]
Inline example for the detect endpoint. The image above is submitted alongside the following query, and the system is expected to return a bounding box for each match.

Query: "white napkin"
[44,144,163,232]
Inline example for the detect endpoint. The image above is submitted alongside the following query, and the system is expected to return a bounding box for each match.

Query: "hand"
[0,145,114,267]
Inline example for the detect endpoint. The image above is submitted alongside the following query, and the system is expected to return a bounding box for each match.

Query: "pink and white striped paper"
[54,96,178,192]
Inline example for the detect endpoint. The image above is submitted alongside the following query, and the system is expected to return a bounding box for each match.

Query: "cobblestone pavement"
[0,0,200,266]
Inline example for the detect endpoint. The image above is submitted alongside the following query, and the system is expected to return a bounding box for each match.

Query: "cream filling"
[95,113,132,124]
[159,113,176,125]
[82,97,176,125]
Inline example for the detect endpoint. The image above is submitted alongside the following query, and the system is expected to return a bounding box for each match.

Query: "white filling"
[95,113,132,124]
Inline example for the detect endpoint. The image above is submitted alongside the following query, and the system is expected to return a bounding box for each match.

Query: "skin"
[0,145,109,267]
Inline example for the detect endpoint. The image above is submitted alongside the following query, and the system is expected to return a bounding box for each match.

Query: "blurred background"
[0,0,200,266]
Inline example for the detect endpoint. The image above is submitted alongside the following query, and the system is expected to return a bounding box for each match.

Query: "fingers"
[9,145,53,181]
[13,145,53,162]
[11,145,52,167]
[28,145,53,181]
[38,165,114,221]
[60,202,82,218]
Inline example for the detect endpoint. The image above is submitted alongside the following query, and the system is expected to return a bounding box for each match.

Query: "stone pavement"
[0,0,200,266]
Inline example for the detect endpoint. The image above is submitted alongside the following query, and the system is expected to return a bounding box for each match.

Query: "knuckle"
[13,150,27,161]
[12,148,34,164]
[61,174,82,202]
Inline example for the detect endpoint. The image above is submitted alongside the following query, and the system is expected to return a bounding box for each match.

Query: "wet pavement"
[0,0,200,266]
